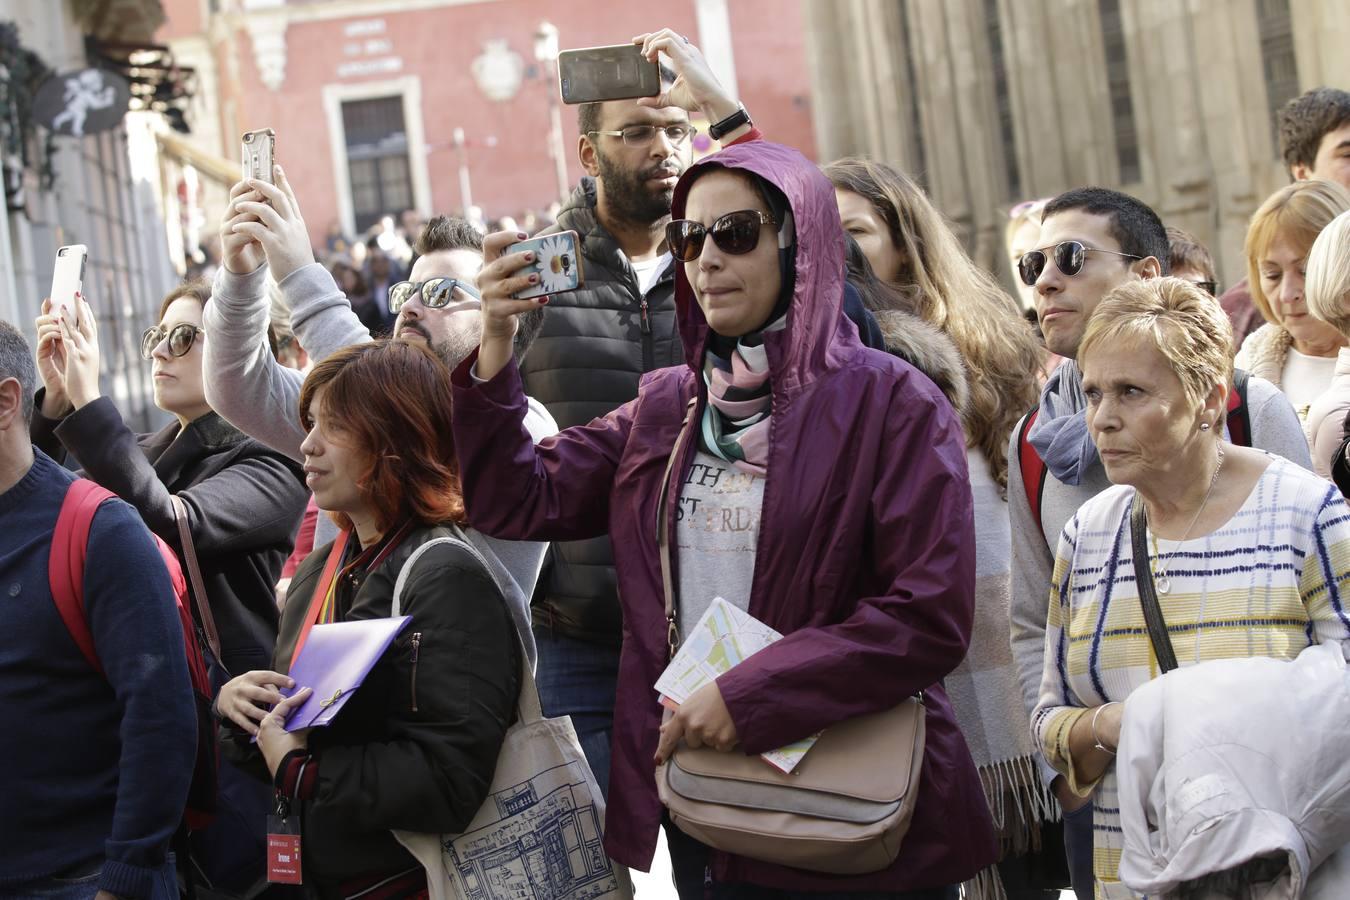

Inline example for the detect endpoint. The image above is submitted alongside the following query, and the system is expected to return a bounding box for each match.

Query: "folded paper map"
[654,597,818,773]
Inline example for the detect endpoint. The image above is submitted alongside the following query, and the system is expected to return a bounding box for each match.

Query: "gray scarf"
[1027,360,1098,486]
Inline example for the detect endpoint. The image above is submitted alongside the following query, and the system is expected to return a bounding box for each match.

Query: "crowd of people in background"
[4,25,1350,900]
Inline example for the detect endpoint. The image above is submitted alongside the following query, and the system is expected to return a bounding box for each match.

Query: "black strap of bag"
[1129,491,1179,674]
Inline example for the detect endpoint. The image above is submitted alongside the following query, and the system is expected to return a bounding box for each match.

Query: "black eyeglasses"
[1187,279,1219,296]
[1018,241,1143,286]
[387,278,481,315]
[141,323,204,360]
[666,210,778,263]
[587,124,697,148]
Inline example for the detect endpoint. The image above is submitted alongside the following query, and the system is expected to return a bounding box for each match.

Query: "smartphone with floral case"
[507,231,584,299]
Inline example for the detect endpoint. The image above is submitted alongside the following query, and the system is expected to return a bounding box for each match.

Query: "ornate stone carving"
[243,0,288,92]
[471,39,524,103]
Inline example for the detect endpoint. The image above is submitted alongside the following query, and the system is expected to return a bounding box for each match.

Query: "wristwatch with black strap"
[708,105,752,142]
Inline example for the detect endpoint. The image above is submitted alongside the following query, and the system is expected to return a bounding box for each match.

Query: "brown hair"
[1165,226,1216,283]
[415,216,483,256]
[298,340,466,532]
[157,279,211,322]
[824,157,1042,495]
[1278,87,1350,173]
[1244,179,1350,326]
[329,259,368,299]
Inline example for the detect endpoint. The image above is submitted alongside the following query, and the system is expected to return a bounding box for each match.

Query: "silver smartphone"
[241,128,276,184]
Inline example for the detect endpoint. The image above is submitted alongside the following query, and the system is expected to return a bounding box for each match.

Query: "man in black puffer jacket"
[517,33,751,797]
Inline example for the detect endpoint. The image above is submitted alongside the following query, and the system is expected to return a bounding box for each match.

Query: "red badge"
[266,815,302,884]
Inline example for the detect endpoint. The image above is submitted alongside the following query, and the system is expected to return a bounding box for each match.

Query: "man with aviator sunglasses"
[1005,187,1310,900]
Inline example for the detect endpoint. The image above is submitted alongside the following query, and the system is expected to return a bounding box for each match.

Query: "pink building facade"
[159,0,817,247]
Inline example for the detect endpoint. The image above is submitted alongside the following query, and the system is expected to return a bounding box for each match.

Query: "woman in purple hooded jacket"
[452,134,997,897]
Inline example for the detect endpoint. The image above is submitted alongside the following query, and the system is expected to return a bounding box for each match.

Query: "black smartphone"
[557,44,660,105]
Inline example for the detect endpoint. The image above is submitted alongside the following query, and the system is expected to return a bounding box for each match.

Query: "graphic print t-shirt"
[675,450,766,630]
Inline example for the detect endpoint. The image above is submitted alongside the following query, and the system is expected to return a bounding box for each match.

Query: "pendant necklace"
[1153,444,1225,595]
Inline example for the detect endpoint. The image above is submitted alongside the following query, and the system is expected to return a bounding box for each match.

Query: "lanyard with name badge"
[267,791,303,885]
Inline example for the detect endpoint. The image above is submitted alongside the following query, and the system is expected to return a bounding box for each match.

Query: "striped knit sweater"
[1032,455,1350,899]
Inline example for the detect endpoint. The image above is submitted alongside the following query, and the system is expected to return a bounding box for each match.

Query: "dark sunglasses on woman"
[1018,240,1143,286]
[141,323,204,360]
[387,277,482,315]
[666,210,779,263]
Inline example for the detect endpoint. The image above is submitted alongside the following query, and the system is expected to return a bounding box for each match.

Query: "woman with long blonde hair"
[1235,179,1350,421]
[826,157,1055,900]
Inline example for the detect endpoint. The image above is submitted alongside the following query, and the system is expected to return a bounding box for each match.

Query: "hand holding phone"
[48,244,87,328]
[35,288,100,413]
[630,29,742,125]
[242,128,276,185]
[476,230,578,384]
[505,232,584,300]
[558,44,660,105]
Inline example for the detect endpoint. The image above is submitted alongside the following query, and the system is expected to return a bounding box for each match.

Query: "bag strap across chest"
[656,397,701,660]
[1129,492,1180,674]
[392,531,542,724]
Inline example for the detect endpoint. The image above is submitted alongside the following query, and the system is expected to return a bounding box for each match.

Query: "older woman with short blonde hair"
[1033,276,1350,899]
[1301,210,1350,478]
[1235,179,1350,420]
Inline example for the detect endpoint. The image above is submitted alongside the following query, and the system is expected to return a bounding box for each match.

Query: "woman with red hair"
[216,339,521,898]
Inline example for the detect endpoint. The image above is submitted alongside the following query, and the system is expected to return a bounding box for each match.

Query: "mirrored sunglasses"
[388,278,481,315]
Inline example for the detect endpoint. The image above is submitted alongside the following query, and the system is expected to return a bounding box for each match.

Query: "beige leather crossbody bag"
[653,400,925,875]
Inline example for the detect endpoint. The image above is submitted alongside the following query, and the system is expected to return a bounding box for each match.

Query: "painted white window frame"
[321,75,431,237]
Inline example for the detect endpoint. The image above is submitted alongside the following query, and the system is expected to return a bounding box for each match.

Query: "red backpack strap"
[1227,369,1252,448]
[1016,408,1048,528]
[49,479,118,672]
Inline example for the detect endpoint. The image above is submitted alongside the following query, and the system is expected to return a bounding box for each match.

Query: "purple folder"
[280,617,412,732]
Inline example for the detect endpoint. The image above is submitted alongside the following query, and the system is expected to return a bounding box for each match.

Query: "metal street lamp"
[532,21,570,205]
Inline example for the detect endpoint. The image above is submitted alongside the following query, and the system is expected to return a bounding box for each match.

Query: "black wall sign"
[33,68,130,137]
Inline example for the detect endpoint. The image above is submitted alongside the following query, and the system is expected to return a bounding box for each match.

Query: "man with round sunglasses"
[203,168,555,673]
[1005,187,1310,900]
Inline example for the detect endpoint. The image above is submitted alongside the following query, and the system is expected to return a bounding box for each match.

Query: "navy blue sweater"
[0,450,196,899]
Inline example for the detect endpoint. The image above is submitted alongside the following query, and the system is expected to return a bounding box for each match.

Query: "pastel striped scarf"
[701,322,784,476]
